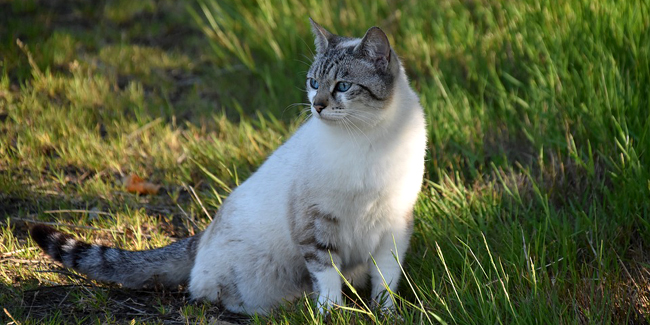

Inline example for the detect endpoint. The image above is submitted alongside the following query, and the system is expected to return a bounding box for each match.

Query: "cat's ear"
[355,27,391,71]
[310,18,335,54]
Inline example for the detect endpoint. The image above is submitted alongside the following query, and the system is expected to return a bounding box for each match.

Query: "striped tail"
[30,224,201,288]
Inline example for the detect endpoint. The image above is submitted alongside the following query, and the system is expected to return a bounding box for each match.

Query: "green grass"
[1,0,649,324]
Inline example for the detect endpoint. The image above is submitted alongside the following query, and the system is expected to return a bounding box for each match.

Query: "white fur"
[338,39,362,48]
[189,67,426,314]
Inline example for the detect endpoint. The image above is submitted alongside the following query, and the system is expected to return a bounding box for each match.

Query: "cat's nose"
[313,103,327,114]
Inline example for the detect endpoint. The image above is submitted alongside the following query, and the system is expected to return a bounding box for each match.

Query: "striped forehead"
[310,44,360,80]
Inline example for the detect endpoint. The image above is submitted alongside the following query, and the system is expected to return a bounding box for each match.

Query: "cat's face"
[306,20,400,128]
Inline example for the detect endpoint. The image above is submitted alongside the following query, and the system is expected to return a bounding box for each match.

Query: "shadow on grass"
[0,0,288,126]
[1,194,246,324]
[1,280,247,324]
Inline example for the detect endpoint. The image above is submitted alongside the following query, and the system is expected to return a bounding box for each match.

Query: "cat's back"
[199,122,313,241]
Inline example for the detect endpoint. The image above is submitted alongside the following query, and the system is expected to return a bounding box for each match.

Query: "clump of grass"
[1,0,649,324]
[191,0,650,323]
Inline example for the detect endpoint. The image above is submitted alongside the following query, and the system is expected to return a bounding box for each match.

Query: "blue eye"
[336,82,351,92]
[309,78,319,89]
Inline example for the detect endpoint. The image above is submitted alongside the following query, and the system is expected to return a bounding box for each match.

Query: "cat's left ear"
[355,27,391,71]
[310,18,335,54]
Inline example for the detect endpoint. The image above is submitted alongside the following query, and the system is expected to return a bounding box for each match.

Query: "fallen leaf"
[124,173,161,195]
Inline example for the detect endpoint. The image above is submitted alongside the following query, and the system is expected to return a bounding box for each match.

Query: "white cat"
[31,19,427,315]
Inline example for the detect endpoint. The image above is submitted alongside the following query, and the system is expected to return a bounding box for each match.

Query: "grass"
[1,0,649,323]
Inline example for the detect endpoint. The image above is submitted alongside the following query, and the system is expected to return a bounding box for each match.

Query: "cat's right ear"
[309,18,334,54]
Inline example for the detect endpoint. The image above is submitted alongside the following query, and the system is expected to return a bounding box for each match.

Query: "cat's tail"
[30,224,201,288]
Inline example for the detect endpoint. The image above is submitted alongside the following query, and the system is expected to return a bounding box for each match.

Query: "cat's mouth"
[312,105,348,123]
[315,110,347,123]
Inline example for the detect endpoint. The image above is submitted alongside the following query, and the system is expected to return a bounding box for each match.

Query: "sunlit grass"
[1,0,648,324]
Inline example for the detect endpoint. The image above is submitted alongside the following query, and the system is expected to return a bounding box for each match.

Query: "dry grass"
[2,0,649,324]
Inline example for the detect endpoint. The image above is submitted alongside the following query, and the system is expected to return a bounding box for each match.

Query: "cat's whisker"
[342,117,360,148]
[347,111,374,123]
[299,109,313,116]
[349,109,376,118]
[284,102,311,115]
[298,108,313,125]
[347,111,389,134]
[300,53,314,63]
[345,116,372,144]
[287,102,311,108]
[346,117,366,148]
[346,112,375,127]
[297,36,316,58]
[287,103,311,108]
[294,59,313,67]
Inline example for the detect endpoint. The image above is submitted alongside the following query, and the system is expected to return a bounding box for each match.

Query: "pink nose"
[313,103,326,114]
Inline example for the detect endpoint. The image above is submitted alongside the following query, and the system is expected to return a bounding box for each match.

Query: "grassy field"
[1,0,649,323]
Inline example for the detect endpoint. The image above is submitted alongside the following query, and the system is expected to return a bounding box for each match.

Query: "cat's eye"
[335,82,352,92]
[309,78,319,89]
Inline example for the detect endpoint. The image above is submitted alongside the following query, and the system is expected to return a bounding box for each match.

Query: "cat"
[30,19,427,315]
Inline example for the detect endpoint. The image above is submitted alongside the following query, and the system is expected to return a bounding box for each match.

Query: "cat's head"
[307,19,401,128]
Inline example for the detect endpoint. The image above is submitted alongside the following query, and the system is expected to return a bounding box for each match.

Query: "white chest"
[301,126,423,267]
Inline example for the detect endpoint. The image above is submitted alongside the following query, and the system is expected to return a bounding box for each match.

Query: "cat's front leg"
[369,214,414,311]
[293,204,345,313]
[303,248,343,313]
[310,262,343,313]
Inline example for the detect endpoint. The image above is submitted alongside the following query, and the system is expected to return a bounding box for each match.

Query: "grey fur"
[30,224,200,288]
[307,25,400,116]
[288,185,339,272]
[309,18,335,53]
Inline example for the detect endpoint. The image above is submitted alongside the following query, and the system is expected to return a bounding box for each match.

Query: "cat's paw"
[377,307,404,323]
